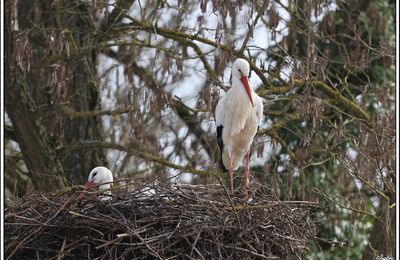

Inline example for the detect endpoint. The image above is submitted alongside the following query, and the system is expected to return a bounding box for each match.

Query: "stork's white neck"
[232,75,242,89]
[231,76,254,101]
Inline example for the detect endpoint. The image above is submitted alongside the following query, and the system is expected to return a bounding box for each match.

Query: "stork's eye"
[92,171,98,178]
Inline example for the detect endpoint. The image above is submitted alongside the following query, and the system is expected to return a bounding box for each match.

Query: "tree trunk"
[4,0,66,191]
[5,0,107,191]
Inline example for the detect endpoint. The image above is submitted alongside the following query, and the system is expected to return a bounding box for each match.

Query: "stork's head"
[79,166,113,199]
[86,166,113,190]
[232,58,254,107]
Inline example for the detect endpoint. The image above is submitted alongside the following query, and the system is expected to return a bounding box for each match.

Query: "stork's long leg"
[243,150,250,198]
[228,153,234,195]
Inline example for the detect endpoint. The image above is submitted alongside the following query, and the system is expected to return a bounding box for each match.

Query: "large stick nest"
[5,183,318,259]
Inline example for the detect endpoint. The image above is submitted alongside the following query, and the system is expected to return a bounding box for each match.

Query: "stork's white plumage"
[79,166,114,200]
[215,58,263,197]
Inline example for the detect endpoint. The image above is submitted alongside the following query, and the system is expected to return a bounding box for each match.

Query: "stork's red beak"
[79,180,95,199]
[86,180,95,189]
[240,76,254,107]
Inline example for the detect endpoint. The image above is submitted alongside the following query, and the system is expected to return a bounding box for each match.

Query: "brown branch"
[313,187,379,220]
[256,86,292,96]
[112,18,373,128]
[258,114,301,161]
[239,1,269,53]
[129,60,217,160]
[59,105,131,118]
[58,141,221,178]
[114,17,270,86]
[308,80,373,126]
[101,0,136,32]
[257,79,373,127]
[263,128,296,161]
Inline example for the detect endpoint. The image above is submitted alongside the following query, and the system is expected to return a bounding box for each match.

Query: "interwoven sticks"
[5,183,317,259]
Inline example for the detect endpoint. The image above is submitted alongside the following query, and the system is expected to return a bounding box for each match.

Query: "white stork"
[79,166,114,200]
[215,58,263,196]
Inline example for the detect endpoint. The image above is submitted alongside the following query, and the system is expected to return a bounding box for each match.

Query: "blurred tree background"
[4,0,396,258]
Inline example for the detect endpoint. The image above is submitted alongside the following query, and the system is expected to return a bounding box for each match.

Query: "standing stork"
[215,58,263,197]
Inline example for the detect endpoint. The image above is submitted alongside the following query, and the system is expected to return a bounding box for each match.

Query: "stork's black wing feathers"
[216,125,223,150]
[216,125,227,172]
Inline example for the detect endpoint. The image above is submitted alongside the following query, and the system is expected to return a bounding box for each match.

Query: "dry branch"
[5,183,317,259]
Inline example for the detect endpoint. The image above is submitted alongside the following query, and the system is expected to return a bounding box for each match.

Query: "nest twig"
[5,182,318,259]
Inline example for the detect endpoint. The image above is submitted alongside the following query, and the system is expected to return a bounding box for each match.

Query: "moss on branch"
[117,17,269,86]
[309,80,373,126]
[114,18,373,128]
